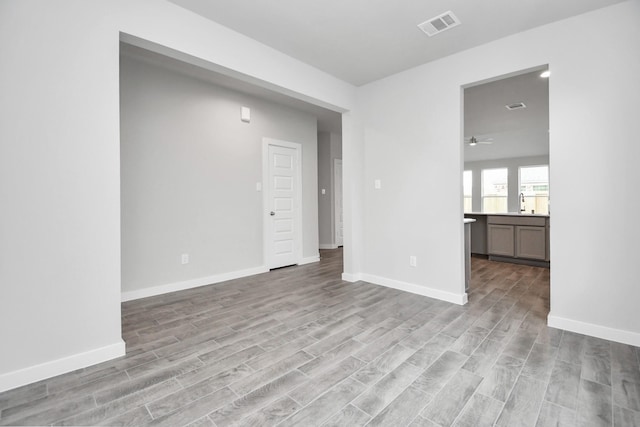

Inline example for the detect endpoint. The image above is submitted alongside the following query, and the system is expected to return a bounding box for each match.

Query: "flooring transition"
[1,249,639,426]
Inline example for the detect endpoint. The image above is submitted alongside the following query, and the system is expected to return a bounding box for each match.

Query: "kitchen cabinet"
[516,226,546,260]
[487,215,549,264]
[465,214,487,255]
[487,224,515,257]
[464,218,476,291]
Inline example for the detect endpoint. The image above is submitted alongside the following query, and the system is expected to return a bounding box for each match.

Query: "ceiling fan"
[465,135,494,146]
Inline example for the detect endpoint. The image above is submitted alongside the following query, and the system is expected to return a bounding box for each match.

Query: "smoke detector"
[505,102,527,111]
[418,11,461,37]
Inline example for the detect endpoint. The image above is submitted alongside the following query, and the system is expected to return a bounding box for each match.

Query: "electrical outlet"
[409,256,417,267]
[181,253,189,265]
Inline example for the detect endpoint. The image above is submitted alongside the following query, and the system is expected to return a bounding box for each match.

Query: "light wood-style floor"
[1,249,639,426]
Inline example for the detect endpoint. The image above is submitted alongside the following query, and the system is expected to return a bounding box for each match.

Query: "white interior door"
[334,159,343,246]
[265,141,301,269]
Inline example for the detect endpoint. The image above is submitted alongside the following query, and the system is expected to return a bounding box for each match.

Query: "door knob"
[270,211,275,216]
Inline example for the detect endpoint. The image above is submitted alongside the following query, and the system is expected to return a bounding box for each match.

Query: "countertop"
[465,212,550,218]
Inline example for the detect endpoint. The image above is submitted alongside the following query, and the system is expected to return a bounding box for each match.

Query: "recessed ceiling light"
[540,70,551,78]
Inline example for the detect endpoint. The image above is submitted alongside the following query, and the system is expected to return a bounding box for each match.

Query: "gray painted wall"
[120,54,319,293]
[317,131,342,247]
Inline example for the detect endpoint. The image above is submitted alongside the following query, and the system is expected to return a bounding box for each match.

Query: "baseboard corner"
[0,339,125,393]
[548,313,640,347]
[341,272,362,282]
[359,273,467,305]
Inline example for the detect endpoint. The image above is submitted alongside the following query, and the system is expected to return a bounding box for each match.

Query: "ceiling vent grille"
[505,102,527,110]
[418,11,461,37]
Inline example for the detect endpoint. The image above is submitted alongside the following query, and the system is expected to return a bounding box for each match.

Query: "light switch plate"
[241,106,251,123]
[374,179,381,189]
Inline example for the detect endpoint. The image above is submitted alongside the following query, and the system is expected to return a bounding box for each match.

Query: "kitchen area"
[466,212,549,267]
[463,67,550,288]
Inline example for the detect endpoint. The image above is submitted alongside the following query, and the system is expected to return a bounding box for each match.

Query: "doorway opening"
[334,158,344,247]
[462,65,551,289]
[120,39,345,301]
[317,129,343,258]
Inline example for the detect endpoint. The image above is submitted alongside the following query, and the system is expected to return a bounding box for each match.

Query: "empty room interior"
[1,1,639,426]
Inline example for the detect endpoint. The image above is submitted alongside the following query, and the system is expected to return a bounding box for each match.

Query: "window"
[520,165,549,214]
[463,170,472,212]
[482,168,508,213]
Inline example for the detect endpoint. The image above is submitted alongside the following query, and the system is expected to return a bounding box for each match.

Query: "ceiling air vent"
[505,102,527,111]
[418,11,461,37]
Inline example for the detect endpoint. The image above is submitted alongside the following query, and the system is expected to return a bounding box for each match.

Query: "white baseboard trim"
[0,340,125,393]
[122,266,269,302]
[341,272,362,282]
[548,314,640,347]
[319,244,338,250]
[348,273,467,305]
[298,255,320,265]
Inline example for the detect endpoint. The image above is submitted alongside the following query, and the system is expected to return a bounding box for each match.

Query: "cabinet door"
[487,224,515,257]
[516,226,546,260]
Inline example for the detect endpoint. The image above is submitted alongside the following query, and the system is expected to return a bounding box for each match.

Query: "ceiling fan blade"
[466,136,494,146]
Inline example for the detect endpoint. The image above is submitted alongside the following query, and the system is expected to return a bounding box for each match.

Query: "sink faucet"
[519,193,526,213]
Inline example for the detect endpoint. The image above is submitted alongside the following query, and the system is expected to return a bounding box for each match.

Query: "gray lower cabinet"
[487,224,515,257]
[487,215,549,262]
[465,214,487,254]
[516,226,546,260]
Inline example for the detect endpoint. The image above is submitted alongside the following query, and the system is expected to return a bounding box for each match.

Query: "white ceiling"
[130,0,621,142]
[464,69,550,162]
[168,0,625,86]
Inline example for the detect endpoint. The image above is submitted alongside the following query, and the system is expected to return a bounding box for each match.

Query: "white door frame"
[262,137,303,269]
